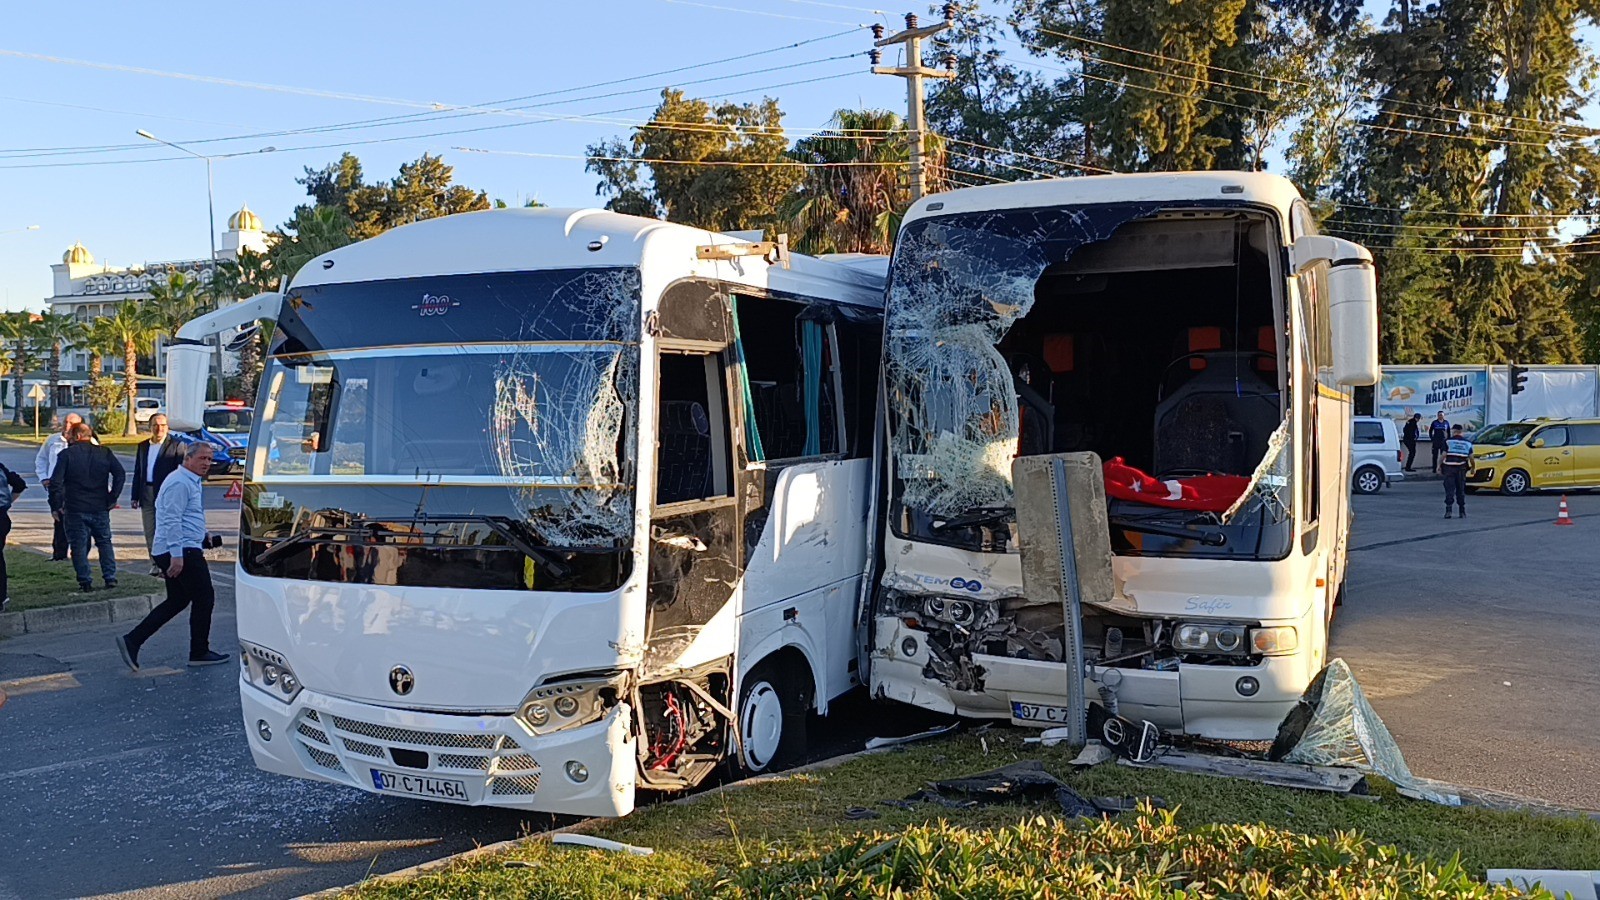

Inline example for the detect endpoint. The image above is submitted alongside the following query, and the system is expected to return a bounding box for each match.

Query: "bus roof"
[288,207,885,309]
[902,171,1305,227]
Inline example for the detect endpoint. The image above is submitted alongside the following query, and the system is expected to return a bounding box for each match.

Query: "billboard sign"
[1378,369,1488,433]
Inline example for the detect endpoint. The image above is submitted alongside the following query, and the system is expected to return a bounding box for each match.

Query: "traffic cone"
[1555,495,1576,526]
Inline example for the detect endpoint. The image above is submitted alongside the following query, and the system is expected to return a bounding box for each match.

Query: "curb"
[0,593,161,638]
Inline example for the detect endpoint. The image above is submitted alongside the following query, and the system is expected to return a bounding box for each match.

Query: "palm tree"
[146,269,209,341]
[31,312,86,420]
[105,301,159,436]
[268,206,354,282]
[213,247,277,403]
[780,109,947,255]
[0,312,38,425]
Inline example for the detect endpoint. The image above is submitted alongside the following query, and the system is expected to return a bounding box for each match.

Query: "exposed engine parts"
[633,663,730,791]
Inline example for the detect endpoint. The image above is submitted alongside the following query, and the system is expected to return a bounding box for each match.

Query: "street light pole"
[137,130,272,404]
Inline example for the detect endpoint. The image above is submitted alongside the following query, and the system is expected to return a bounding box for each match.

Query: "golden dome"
[228,204,263,232]
[62,242,93,265]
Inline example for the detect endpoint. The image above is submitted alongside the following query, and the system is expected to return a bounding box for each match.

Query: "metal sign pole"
[1050,457,1088,746]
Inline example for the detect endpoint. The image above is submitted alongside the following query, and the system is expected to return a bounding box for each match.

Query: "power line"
[457,146,910,166]
[1028,25,1600,137]
[1332,201,1600,220]
[943,136,1114,173]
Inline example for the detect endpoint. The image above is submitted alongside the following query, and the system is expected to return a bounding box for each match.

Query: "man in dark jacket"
[0,461,27,611]
[133,414,185,576]
[1401,413,1421,472]
[48,423,125,592]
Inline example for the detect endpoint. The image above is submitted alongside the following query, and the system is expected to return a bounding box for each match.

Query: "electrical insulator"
[943,52,958,71]
[869,48,882,65]
[943,2,957,23]
[905,13,918,28]
[871,23,884,40]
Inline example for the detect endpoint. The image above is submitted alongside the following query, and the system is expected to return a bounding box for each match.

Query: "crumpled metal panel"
[885,203,1167,519]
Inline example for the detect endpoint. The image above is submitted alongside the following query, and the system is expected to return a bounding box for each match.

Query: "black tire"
[1352,466,1384,495]
[735,660,808,775]
[1500,468,1532,496]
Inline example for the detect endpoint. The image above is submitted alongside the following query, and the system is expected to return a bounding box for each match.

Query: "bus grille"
[291,709,541,797]
[330,715,495,749]
[306,747,343,771]
[341,737,387,760]
[490,774,541,795]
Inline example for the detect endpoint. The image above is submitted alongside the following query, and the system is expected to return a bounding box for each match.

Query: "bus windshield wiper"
[930,505,1015,532]
[408,514,579,579]
[253,524,375,566]
[1108,515,1227,547]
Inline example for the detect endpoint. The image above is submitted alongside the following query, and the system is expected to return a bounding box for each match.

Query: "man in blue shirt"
[1428,411,1451,473]
[1440,424,1475,519]
[116,442,228,669]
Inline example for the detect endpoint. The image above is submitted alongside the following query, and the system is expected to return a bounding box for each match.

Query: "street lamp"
[135,130,274,402]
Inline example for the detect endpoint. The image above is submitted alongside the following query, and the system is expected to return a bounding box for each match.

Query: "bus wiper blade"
[930,506,1015,532]
[410,514,577,579]
[1108,516,1227,547]
[253,525,374,566]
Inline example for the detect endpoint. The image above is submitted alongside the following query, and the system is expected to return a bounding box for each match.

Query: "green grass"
[4,546,165,611]
[0,423,150,446]
[342,730,1600,899]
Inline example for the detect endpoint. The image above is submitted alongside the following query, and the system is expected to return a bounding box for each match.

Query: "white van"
[1351,416,1404,494]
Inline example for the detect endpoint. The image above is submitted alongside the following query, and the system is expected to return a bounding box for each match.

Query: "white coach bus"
[868,172,1378,741]
[167,208,885,815]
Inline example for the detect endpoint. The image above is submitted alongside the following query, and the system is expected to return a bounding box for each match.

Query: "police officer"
[1440,424,1474,519]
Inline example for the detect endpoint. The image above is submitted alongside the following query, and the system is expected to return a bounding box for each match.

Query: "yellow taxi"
[1468,418,1600,495]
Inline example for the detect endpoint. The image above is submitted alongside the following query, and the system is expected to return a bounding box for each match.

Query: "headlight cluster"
[1477,450,1507,461]
[516,673,625,735]
[924,595,977,627]
[241,641,302,703]
[1173,623,1297,657]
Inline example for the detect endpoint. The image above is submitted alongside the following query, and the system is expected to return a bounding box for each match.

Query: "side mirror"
[1290,235,1379,387]
[1530,438,1546,449]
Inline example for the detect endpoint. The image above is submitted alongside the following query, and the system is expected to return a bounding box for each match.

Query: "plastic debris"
[843,806,881,820]
[909,760,1100,818]
[1068,741,1117,768]
[864,722,959,750]
[1270,658,1460,805]
[1024,726,1077,748]
[551,834,654,856]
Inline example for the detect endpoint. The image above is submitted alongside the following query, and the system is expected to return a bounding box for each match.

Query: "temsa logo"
[412,293,460,316]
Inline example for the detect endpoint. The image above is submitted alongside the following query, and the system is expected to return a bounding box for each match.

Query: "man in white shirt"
[35,412,86,561]
[116,442,228,669]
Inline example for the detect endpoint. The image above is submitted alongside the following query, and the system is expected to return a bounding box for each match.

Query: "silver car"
[1351,416,1405,494]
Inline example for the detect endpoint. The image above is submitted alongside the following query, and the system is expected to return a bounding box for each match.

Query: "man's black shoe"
[1459,509,1466,518]
[1444,511,1453,518]
[51,556,67,562]
[103,580,118,590]
[188,651,230,667]
[79,583,94,593]
[115,634,140,671]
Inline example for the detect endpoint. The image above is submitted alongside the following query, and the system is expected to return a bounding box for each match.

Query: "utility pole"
[871,6,957,201]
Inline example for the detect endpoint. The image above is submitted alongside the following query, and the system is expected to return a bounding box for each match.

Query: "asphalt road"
[1335,478,1600,810]
[1,448,1596,898]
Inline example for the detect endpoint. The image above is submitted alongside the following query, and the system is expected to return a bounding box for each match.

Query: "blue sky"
[0,0,909,309]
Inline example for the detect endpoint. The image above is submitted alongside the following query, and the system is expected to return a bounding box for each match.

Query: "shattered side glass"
[884,204,1167,519]
[1220,420,1292,525]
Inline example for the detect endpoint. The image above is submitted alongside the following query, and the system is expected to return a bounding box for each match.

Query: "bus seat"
[1152,352,1279,476]
[1256,325,1278,373]
[1041,334,1075,373]
[1186,326,1224,370]
[657,400,713,502]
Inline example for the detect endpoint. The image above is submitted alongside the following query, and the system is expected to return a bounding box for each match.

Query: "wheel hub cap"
[740,682,783,769]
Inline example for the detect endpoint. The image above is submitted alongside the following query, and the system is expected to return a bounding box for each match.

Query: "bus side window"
[655,352,733,506]
[833,313,883,459]
[732,296,839,460]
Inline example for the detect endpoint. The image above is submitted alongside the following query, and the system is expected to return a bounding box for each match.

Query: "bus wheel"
[1501,469,1531,496]
[737,661,806,774]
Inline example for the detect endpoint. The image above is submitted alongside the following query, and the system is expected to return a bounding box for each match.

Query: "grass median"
[4,546,165,612]
[0,423,149,447]
[342,730,1600,899]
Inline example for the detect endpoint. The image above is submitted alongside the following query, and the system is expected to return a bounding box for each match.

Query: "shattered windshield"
[256,267,641,547]
[885,204,1166,520]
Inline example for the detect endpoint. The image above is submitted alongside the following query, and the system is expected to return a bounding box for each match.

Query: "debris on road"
[843,806,881,820]
[902,759,1159,819]
[1270,659,1460,805]
[1069,741,1116,768]
[551,834,654,856]
[864,722,959,750]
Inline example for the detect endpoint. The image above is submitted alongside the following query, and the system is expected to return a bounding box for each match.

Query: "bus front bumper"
[872,616,1309,742]
[241,681,637,817]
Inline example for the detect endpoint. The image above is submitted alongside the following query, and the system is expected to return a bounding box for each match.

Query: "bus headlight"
[241,641,302,704]
[1249,626,1299,655]
[517,673,626,735]
[1173,623,1249,656]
